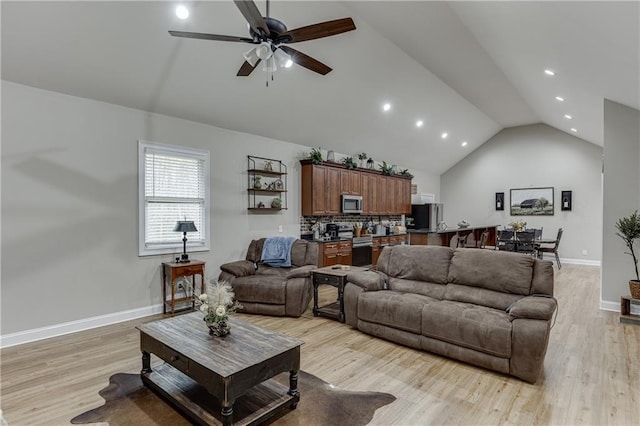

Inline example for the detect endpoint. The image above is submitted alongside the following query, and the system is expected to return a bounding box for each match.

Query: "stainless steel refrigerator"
[411,203,444,230]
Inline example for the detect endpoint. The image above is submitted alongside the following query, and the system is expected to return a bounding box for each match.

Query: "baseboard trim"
[0,304,163,348]
[600,300,621,312]
[538,255,601,267]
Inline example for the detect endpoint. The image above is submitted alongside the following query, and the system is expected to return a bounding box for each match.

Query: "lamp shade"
[173,220,198,233]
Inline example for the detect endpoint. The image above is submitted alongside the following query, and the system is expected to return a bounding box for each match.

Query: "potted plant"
[341,156,357,170]
[615,210,640,299]
[379,161,393,175]
[357,152,368,168]
[308,147,323,165]
[399,168,414,178]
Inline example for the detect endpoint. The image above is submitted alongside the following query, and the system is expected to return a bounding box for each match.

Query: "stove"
[352,235,373,267]
[352,235,373,247]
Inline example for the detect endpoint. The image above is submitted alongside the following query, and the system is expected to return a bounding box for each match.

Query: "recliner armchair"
[218,238,319,317]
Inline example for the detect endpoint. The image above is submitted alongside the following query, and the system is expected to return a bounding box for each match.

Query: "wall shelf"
[247,156,288,211]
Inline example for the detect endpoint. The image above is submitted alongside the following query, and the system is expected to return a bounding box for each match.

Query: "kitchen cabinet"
[247,156,287,211]
[340,169,361,195]
[372,234,407,268]
[300,161,411,216]
[301,164,340,215]
[318,240,353,267]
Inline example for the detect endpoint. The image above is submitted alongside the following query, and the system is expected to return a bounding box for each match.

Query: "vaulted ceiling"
[2,1,638,174]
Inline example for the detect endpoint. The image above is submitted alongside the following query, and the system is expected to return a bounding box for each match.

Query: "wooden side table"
[620,295,640,325]
[162,260,205,316]
[311,265,369,323]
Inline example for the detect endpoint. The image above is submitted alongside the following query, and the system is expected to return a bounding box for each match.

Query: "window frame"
[138,140,210,257]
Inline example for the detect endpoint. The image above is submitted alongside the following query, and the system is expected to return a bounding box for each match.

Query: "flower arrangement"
[508,220,527,231]
[357,152,368,160]
[198,281,242,336]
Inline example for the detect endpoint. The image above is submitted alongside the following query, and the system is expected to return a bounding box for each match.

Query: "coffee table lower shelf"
[142,363,298,426]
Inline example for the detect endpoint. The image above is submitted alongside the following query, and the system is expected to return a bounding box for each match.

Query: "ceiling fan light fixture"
[262,56,277,72]
[255,42,273,61]
[243,47,260,67]
[273,48,293,69]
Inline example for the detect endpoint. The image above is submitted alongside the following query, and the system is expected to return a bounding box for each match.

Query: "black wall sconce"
[495,192,505,211]
[561,190,572,211]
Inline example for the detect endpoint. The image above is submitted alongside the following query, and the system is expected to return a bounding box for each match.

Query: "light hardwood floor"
[1,264,639,425]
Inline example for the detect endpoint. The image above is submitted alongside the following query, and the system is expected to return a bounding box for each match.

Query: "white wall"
[0,81,440,339]
[602,99,640,308]
[440,123,603,263]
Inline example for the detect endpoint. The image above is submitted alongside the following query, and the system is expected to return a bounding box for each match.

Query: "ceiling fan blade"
[169,31,255,43]
[237,60,261,76]
[279,46,332,75]
[233,0,270,37]
[279,18,356,44]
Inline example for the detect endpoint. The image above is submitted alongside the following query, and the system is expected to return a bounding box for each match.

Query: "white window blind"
[138,140,210,256]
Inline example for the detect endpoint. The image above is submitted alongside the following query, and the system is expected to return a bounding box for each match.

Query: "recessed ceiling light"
[555,96,565,102]
[461,141,468,147]
[564,114,572,119]
[544,69,555,76]
[570,128,577,132]
[176,5,189,19]
[382,103,391,112]
[416,120,423,128]
[441,132,448,139]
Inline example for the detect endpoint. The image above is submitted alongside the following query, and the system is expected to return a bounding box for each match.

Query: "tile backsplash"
[300,215,403,235]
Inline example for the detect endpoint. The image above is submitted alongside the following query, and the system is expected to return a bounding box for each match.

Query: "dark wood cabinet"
[318,240,353,267]
[301,161,411,216]
[340,169,361,195]
[302,164,340,216]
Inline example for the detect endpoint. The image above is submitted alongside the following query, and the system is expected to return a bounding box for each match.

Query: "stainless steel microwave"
[341,194,363,214]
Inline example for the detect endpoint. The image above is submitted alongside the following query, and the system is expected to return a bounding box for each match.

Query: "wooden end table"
[137,313,303,426]
[312,265,369,323]
[162,260,205,316]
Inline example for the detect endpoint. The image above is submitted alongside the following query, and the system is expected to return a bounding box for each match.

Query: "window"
[138,140,210,256]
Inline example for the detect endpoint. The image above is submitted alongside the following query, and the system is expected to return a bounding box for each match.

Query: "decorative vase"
[630,280,640,299]
[207,320,230,337]
[367,158,374,169]
[253,176,262,189]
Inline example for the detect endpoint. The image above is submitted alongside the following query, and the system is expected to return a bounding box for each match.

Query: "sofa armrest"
[220,260,256,278]
[508,295,557,321]
[286,264,316,279]
[346,270,388,292]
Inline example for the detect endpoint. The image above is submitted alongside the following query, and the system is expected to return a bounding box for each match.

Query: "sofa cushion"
[377,245,453,285]
[448,248,533,295]
[230,275,286,304]
[358,291,437,334]
[422,300,512,358]
[245,239,265,262]
[290,240,308,267]
[388,277,446,300]
[256,264,289,277]
[444,283,523,311]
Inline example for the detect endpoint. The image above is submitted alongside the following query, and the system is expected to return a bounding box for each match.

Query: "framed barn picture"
[510,187,554,216]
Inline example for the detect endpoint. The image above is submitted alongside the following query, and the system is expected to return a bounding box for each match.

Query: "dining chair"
[515,230,537,257]
[537,228,563,269]
[497,229,515,251]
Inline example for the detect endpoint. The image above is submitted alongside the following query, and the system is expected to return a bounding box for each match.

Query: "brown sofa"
[218,238,318,317]
[344,245,556,383]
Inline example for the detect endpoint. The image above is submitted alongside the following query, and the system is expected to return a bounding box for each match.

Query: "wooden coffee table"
[137,313,303,425]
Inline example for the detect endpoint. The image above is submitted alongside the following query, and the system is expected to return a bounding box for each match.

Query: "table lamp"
[173,220,198,263]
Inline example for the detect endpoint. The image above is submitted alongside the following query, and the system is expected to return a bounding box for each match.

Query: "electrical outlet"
[582,249,588,255]
[278,225,283,233]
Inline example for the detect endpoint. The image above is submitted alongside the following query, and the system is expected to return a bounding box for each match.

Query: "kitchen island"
[408,225,498,248]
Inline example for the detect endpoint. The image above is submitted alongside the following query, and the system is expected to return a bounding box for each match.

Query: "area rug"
[71,369,395,426]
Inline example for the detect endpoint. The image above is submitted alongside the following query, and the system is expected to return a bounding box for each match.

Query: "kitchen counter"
[409,225,498,234]
[408,225,498,248]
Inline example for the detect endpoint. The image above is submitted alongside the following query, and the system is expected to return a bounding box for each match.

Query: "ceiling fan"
[169,0,356,77]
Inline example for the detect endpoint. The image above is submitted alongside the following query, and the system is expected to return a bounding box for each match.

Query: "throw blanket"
[261,236,297,267]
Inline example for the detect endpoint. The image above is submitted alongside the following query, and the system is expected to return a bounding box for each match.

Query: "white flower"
[199,303,209,313]
[199,293,208,302]
[215,305,226,316]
